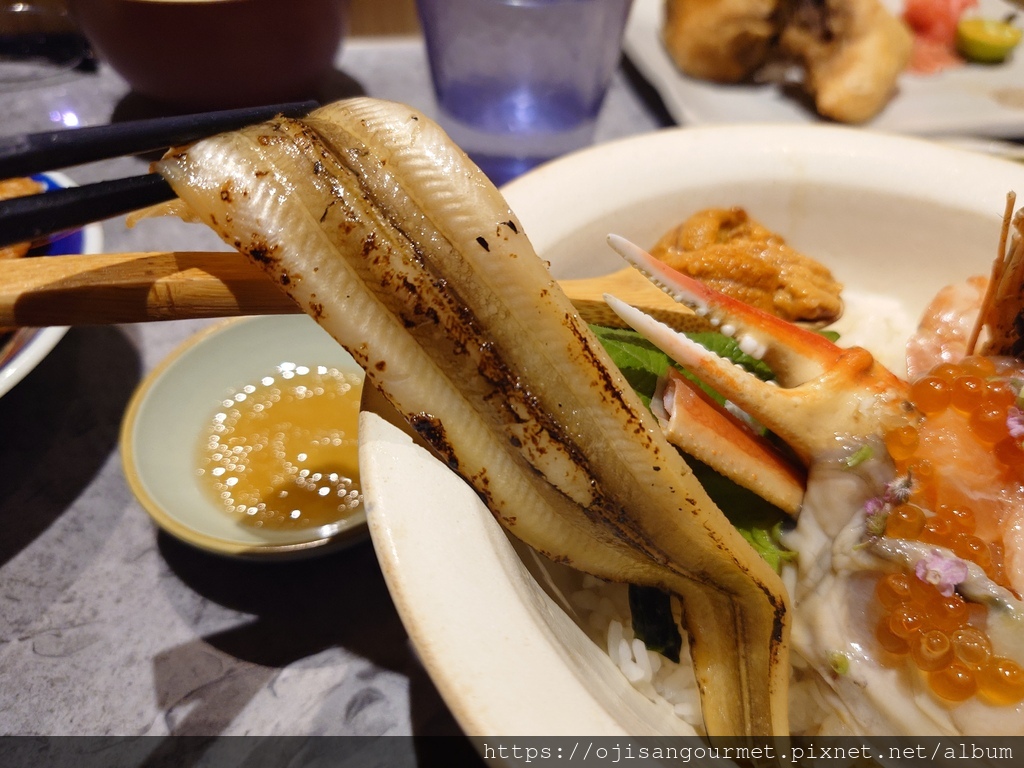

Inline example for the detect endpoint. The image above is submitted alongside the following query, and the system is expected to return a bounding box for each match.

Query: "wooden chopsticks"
[0,102,704,333]
[0,251,297,326]
[0,100,318,248]
[0,251,706,332]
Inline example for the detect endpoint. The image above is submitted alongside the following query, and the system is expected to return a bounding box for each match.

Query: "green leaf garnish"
[590,325,672,407]
[685,331,775,382]
[828,651,851,676]
[591,325,775,408]
[844,444,874,468]
[687,457,794,573]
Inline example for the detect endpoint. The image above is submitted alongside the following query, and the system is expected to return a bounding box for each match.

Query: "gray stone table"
[0,34,668,759]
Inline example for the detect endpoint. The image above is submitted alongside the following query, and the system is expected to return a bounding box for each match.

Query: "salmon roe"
[873,356,1024,706]
[909,376,951,415]
[882,357,1019,587]
[874,572,1024,703]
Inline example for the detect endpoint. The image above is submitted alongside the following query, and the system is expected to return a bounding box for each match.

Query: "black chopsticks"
[0,100,317,178]
[0,100,318,249]
[0,174,175,248]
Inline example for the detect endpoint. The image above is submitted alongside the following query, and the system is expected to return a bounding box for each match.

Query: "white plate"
[0,172,103,398]
[624,0,1024,137]
[361,124,1024,736]
[121,314,368,559]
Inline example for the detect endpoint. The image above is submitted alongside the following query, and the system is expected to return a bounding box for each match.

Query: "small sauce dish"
[121,314,368,558]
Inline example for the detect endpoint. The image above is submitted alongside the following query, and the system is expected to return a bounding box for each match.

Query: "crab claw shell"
[653,368,806,516]
[606,235,917,466]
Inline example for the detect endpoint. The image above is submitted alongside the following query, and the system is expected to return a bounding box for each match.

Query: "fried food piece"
[780,0,913,124]
[0,177,46,260]
[661,0,912,123]
[650,207,843,324]
[0,177,45,200]
[662,0,781,82]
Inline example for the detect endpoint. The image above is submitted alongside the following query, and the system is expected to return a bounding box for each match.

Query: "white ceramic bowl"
[121,314,368,558]
[359,124,1024,736]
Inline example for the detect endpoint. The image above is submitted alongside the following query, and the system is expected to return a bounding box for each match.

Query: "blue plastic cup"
[417,0,634,185]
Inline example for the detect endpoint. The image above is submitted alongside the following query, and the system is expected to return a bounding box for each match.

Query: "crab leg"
[606,236,917,466]
[653,368,806,516]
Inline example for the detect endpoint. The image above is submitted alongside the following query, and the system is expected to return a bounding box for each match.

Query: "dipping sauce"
[196,362,364,532]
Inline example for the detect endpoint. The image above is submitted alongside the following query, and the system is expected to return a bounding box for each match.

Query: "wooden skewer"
[0,251,709,332]
[557,267,710,332]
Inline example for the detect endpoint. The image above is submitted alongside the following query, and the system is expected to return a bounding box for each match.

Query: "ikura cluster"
[874,571,1024,703]
[872,356,1024,704]
[884,355,1024,586]
[895,355,1024,473]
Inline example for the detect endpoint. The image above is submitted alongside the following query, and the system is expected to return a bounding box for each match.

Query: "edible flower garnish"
[886,473,914,505]
[863,473,917,537]
[1007,406,1024,440]
[864,498,889,537]
[914,550,969,597]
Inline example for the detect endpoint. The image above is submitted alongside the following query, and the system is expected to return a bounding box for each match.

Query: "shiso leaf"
[591,325,775,409]
[687,457,794,573]
[590,325,671,408]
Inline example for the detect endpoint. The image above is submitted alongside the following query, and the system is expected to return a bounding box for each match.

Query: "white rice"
[567,574,704,729]
[823,289,915,378]
[567,568,835,735]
